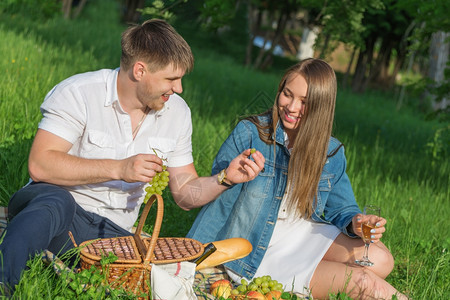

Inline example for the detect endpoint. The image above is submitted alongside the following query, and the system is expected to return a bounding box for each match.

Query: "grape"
[230,275,284,299]
[231,289,239,295]
[250,148,256,154]
[144,150,170,203]
[269,280,276,287]
[237,285,247,293]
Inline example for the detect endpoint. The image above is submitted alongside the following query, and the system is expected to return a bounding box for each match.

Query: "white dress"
[226,134,341,295]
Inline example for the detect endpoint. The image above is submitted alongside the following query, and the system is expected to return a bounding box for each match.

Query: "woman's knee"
[371,243,394,278]
[348,268,391,299]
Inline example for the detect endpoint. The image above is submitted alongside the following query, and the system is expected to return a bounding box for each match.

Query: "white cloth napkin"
[151,261,197,300]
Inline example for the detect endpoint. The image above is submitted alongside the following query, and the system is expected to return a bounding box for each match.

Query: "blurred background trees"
[0,0,448,114]
[193,0,449,114]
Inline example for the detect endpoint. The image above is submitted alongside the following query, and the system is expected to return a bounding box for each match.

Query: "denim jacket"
[187,114,361,279]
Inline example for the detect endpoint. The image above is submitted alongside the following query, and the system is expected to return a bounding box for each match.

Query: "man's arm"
[28,129,163,185]
[168,149,265,210]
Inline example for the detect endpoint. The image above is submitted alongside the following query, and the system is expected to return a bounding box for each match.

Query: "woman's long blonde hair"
[248,58,337,218]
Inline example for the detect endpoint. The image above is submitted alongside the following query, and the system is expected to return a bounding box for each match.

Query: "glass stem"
[363,243,370,261]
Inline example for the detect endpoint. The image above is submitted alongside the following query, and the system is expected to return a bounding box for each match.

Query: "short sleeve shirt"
[38,68,193,231]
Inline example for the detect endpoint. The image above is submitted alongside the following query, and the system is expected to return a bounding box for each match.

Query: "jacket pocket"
[318,173,334,192]
[315,173,335,218]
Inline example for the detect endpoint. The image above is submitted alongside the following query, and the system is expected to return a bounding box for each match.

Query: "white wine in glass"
[355,205,381,266]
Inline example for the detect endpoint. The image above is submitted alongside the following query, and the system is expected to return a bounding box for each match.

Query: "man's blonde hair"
[120,19,194,72]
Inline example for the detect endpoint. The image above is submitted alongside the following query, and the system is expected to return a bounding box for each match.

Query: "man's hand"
[120,154,163,183]
[351,214,387,243]
[225,149,265,184]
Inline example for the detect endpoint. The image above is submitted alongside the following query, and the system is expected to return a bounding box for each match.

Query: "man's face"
[137,63,185,111]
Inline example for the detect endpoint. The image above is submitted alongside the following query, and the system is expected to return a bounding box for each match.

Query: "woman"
[186,59,407,299]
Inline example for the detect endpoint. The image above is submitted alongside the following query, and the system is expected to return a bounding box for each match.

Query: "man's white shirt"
[38,68,193,231]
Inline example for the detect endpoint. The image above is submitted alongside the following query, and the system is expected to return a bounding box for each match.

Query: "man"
[0,19,265,292]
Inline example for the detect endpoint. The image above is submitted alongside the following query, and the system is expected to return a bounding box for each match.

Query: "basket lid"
[79,236,142,264]
[146,237,204,264]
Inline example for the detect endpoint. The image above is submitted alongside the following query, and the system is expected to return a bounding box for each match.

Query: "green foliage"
[397,0,450,34]
[58,252,137,299]
[13,249,137,299]
[199,0,241,31]
[425,125,450,167]
[317,0,384,52]
[138,0,188,21]
[0,0,60,19]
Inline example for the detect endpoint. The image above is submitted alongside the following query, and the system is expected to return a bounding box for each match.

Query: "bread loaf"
[196,238,252,270]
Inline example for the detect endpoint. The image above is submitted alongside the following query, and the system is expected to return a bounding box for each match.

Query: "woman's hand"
[351,214,387,243]
[225,149,265,184]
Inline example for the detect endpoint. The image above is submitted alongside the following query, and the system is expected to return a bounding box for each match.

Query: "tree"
[427,31,449,111]
[198,0,303,70]
[349,1,414,93]
[62,0,88,19]
[397,0,450,112]
[120,0,145,23]
[199,0,379,70]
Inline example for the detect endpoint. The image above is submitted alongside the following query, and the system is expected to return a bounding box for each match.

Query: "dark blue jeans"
[0,182,132,289]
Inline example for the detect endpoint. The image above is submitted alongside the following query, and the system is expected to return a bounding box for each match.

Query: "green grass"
[0,0,449,299]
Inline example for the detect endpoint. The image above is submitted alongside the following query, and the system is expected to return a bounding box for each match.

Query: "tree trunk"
[343,46,357,89]
[367,37,394,87]
[297,26,319,60]
[361,38,375,92]
[260,10,289,69]
[73,0,88,19]
[62,0,73,19]
[389,50,405,88]
[397,50,415,110]
[351,36,376,93]
[427,31,450,111]
[122,0,145,23]
[253,11,276,69]
[318,33,331,59]
[245,3,259,66]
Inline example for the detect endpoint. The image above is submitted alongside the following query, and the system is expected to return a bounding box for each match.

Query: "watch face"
[218,169,229,185]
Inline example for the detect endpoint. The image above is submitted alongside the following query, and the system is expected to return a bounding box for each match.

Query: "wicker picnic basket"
[78,193,204,296]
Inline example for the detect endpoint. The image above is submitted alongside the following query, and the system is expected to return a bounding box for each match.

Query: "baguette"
[196,238,253,270]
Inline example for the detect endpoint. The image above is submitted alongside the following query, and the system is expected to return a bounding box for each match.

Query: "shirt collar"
[105,68,120,107]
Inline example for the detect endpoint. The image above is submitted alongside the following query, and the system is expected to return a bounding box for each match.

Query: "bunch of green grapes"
[231,275,284,296]
[143,150,170,203]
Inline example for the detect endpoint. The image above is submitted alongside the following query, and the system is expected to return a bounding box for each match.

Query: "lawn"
[0,0,448,299]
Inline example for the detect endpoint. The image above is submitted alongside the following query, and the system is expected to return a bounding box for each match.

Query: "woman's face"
[278,73,308,141]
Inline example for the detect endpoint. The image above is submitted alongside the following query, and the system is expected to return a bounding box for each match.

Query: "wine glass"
[355,205,381,266]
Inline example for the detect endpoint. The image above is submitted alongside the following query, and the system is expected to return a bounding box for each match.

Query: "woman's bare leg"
[310,260,407,299]
[323,233,394,279]
[308,233,406,299]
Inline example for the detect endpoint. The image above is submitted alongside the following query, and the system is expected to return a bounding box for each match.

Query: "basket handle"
[133,193,164,264]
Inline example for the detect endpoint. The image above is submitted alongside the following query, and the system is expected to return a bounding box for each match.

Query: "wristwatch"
[217,168,233,187]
